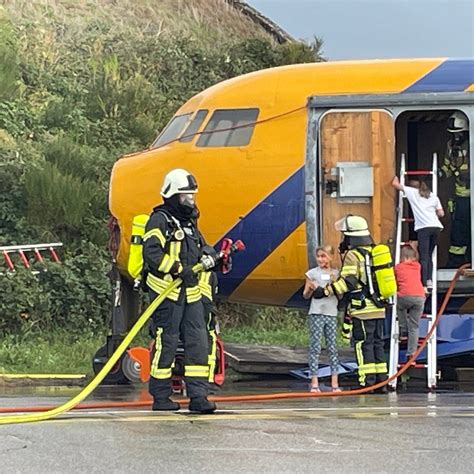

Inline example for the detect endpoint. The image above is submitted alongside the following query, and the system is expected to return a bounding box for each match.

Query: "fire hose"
[0,263,469,423]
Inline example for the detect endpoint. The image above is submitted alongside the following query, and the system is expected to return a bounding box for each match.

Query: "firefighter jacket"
[441,140,470,198]
[142,206,205,303]
[328,247,386,320]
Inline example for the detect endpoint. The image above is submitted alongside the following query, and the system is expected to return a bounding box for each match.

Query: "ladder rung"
[404,170,433,175]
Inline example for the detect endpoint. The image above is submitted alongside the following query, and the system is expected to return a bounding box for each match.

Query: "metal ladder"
[388,153,438,390]
[1,243,63,274]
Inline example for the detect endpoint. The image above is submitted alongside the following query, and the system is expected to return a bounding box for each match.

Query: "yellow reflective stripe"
[186,285,202,303]
[199,272,212,298]
[150,328,172,379]
[185,365,209,378]
[358,363,376,375]
[158,253,176,273]
[208,328,217,382]
[146,273,180,301]
[332,280,348,294]
[150,367,172,379]
[449,245,467,255]
[355,339,365,384]
[454,184,470,197]
[143,229,166,247]
[199,272,213,300]
[170,241,181,260]
[375,362,387,374]
[341,265,358,275]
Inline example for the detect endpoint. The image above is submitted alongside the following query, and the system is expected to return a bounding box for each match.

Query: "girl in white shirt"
[303,245,341,393]
[392,176,445,290]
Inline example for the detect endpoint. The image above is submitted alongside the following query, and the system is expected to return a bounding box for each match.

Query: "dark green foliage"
[0,10,19,100]
[0,1,324,337]
[0,245,110,335]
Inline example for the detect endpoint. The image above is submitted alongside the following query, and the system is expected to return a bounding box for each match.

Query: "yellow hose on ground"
[0,264,203,425]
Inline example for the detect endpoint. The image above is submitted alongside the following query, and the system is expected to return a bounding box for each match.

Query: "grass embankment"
[0,305,348,377]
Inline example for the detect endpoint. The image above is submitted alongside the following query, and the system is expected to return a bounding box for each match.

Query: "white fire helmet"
[160,169,198,199]
[334,215,370,237]
[447,112,468,133]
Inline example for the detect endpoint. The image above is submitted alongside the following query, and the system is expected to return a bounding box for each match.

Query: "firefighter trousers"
[148,291,211,400]
[448,196,471,266]
[352,318,387,387]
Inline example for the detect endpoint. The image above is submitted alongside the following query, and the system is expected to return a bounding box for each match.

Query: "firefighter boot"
[188,397,216,414]
[152,398,180,411]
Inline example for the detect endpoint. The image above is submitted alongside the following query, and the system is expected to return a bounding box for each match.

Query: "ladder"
[388,153,438,390]
[0,243,63,274]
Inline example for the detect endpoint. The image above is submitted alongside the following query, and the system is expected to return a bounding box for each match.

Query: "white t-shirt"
[403,186,444,231]
[305,267,339,316]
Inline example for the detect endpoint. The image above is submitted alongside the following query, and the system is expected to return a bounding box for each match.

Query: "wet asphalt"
[0,382,473,473]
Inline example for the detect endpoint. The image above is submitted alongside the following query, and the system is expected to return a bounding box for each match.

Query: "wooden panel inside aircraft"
[319,111,396,256]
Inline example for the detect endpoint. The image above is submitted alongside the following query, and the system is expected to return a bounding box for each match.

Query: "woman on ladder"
[391,176,445,292]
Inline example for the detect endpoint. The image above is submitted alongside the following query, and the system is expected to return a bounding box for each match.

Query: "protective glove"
[312,286,326,299]
[178,265,198,287]
[201,254,218,271]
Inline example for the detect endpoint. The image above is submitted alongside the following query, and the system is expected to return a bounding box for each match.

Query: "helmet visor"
[178,174,198,193]
[334,216,347,232]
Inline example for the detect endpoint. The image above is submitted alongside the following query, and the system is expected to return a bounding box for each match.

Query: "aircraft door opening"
[318,110,396,256]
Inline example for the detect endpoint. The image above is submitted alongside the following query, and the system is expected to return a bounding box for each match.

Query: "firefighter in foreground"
[142,169,218,414]
[324,215,389,391]
[440,111,471,267]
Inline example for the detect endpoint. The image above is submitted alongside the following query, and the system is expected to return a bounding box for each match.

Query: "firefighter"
[440,111,471,267]
[325,215,388,390]
[143,168,218,414]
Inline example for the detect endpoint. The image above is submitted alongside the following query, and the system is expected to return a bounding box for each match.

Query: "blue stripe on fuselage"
[215,167,305,297]
[404,58,474,92]
[216,58,474,302]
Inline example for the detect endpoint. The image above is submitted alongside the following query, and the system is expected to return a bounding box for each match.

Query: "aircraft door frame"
[305,92,474,270]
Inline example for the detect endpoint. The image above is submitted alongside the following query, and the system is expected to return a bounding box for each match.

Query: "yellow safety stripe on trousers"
[355,342,366,385]
[146,273,181,301]
[375,362,388,374]
[355,320,367,385]
[143,228,166,247]
[184,365,209,378]
[157,241,181,273]
[208,329,217,382]
[150,328,172,379]
[185,285,202,303]
[199,272,213,301]
[449,245,467,255]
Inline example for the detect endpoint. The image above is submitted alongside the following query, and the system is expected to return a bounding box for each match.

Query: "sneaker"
[152,398,180,411]
[188,397,217,414]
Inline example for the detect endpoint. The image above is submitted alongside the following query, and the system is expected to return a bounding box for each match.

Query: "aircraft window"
[180,110,209,143]
[196,108,259,147]
[151,113,192,148]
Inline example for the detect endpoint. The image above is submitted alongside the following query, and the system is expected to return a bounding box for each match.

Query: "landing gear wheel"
[92,345,129,385]
[121,353,142,384]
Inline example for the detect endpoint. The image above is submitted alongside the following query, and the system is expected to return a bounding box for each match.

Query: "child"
[303,245,341,392]
[392,176,444,290]
[394,245,426,361]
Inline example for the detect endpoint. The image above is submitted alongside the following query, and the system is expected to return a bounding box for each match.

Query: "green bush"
[0,243,110,335]
[0,1,324,342]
